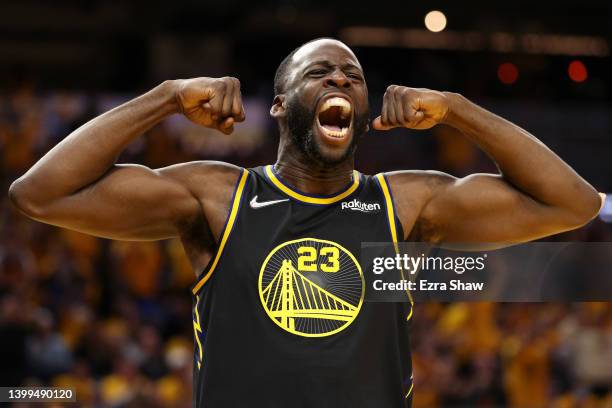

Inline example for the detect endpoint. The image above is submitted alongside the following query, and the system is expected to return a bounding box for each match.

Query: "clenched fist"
[372,86,450,131]
[175,77,245,134]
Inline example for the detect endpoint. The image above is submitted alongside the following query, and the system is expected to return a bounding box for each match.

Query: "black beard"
[285,96,369,165]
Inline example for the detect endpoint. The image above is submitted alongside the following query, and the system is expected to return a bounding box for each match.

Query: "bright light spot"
[424,10,447,32]
[497,62,519,85]
[568,60,588,83]
[599,194,612,223]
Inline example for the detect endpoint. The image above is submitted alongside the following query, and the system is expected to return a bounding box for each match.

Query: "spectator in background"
[0,294,31,386]
[27,308,73,381]
[558,303,612,403]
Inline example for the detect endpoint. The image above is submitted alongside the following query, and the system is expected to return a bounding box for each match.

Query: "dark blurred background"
[1,1,611,407]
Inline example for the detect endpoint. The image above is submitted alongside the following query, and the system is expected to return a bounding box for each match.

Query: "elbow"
[565,188,604,228]
[8,178,46,219]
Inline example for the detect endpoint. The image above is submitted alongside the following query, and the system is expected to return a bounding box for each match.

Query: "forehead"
[293,40,359,64]
[289,40,362,73]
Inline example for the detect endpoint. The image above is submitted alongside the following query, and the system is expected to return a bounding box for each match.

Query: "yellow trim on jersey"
[376,173,414,321]
[265,165,360,204]
[376,174,400,251]
[192,169,249,295]
[405,381,414,399]
[193,295,203,369]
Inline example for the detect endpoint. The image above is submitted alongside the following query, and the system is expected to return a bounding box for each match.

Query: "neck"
[275,143,355,196]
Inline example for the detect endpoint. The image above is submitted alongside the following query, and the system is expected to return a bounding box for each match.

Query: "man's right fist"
[174,77,245,134]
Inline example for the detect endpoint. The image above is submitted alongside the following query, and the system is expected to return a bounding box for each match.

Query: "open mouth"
[316,96,353,140]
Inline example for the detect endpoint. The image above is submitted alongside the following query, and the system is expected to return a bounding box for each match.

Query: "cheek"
[355,98,370,117]
[287,91,310,112]
[353,87,369,113]
[299,84,320,105]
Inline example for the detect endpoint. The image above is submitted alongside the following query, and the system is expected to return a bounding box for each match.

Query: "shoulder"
[158,161,247,249]
[157,161,247,227]
[157,160,244,200]
[382,170,456,202]
[157,160,243,186]
[378,170,457,241]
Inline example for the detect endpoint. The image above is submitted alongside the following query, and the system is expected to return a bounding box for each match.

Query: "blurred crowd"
[1,82,612,408]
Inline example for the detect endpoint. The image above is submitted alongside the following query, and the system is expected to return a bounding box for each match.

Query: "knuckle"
[215,78,228,89]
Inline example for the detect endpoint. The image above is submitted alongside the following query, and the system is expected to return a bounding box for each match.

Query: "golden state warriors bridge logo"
[258,238,364,337]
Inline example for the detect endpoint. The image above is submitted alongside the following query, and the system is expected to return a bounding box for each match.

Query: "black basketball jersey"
[191,165,413,408]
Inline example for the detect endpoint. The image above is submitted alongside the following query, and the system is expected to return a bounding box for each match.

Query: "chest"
[192,168,405,339]
[239,192,390,260]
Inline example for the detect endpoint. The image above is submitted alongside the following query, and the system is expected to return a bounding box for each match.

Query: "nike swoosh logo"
[249,195,289,209]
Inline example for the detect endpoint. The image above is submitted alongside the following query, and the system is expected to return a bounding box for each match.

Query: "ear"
[270,95,286,118]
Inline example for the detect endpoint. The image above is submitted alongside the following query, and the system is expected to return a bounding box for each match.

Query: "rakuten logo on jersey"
[341,199,381,213]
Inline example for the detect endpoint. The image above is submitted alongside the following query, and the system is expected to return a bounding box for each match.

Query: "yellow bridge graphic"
[262,259,357,331]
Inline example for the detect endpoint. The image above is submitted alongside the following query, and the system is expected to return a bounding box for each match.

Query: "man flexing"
[9,39,601,407]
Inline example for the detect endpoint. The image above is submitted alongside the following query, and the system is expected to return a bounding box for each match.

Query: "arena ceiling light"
[497,62,519,85]
[424,10,447,33]
[568,60,588,83]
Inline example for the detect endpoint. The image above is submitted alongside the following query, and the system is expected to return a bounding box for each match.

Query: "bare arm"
[8,77,245,240]
[374,87,602,244]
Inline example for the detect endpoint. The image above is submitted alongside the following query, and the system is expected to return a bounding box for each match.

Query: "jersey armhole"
[374,173,402,248]
[375,173,414,321]
[191,168,250,295]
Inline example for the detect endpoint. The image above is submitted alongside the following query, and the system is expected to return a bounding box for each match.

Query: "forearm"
[442,92,601,218]
[10,80,179,207]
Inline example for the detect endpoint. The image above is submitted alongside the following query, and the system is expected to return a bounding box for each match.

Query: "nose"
[324,70,351,89]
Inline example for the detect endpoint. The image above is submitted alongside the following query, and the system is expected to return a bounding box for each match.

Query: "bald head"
[274,38,361,96]
[292,38,356,63]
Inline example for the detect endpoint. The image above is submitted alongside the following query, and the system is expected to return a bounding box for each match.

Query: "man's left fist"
[372,86,449,131]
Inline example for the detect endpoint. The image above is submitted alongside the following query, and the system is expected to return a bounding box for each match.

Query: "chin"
[309,128,355,165]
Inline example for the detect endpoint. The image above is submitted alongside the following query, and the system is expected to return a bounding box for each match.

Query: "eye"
[308,69,327,77]
[347,73,362,80]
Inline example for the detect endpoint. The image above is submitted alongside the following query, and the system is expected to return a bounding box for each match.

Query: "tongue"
[322,124,342,132]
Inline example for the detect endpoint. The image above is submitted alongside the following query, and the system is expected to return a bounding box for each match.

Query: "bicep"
[34,164,201,240]
[419,173,575,244]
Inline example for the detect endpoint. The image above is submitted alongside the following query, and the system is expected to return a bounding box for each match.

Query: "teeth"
[320,97,352,117]
[320,125,349,138]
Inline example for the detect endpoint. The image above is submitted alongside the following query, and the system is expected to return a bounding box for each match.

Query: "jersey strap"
[191,168,249,295]
[375,173,415,323]
[375,173,400,250]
